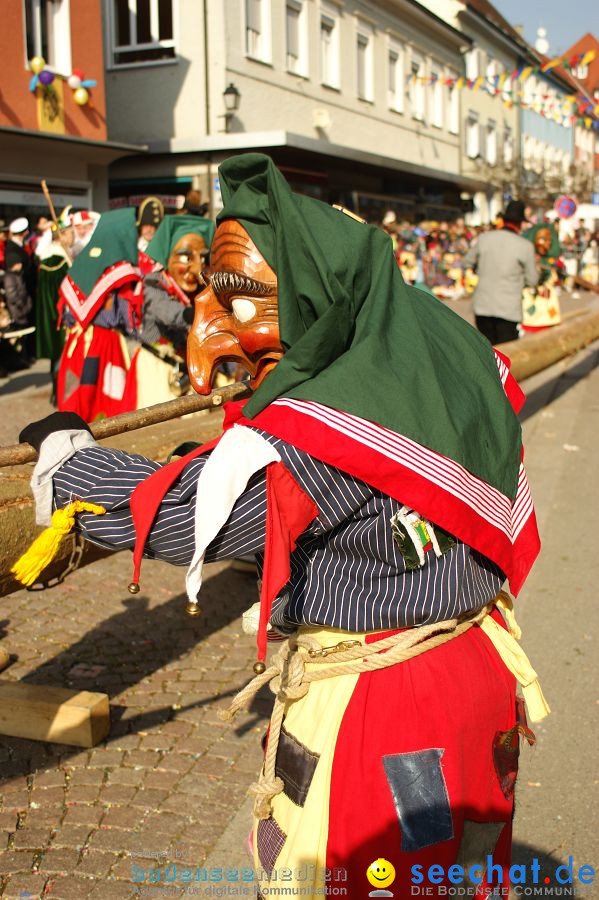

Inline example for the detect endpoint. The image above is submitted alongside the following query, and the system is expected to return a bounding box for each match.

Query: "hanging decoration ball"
[30,56,46,74]
[72,67,85,81]
[39,70,55,86]
[73,87,90,106]
[68,74,82,89]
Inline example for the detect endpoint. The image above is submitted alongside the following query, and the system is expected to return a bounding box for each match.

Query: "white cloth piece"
[185,425,281,605]
[31,429,96,526]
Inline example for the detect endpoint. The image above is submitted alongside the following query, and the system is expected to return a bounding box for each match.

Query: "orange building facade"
[0,0,139,222]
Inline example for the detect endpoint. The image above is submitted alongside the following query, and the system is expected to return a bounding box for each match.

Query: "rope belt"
[220,592,549,820]
[221,603,491,819]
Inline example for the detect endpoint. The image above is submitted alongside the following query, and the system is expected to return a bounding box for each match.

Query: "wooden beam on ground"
[498,307,599,382]
[0,679,109,746]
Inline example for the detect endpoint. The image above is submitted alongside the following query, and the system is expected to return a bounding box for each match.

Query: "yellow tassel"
[523,680,551,723]
[481,613,550,723]
[495,589,522,640]
[11,501,105,587]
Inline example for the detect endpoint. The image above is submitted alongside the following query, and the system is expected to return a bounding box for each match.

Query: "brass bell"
[253,660,266,675]
[127,582,140,594]
[186,601,202,617]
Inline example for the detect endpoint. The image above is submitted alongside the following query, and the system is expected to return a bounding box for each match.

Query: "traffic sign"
[554,195,577,218]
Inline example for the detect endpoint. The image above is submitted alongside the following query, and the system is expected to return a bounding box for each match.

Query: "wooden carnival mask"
[533,227,552,258]
[167,233,207,295]
[187,220,283,394]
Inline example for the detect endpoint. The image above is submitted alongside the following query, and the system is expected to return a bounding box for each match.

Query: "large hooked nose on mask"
[187,220,284,394]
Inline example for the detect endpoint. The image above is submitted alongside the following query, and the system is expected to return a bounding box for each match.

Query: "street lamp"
[222,82,241,133]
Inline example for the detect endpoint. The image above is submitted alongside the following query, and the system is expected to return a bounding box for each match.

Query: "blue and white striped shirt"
[53,429,504,632]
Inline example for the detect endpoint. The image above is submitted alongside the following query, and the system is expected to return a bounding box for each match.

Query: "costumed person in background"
[130,214,215,408]
[4,218,36,335]
[381,211,398,253]
[71,210,100,258]
[36,207,74,405]
[15,155,545,897]
[57,208,142,420]
[176,189,210,218]
[521,223,564,333]
[136,196,164,252]
[463,200,538,345]
[580,233,598,286]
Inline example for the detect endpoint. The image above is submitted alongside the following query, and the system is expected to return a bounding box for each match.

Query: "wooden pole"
[573,275,599,295]
[0,382,248,468]
[1,309,598,469]
[498,307,599,382]
[41,179,73,264]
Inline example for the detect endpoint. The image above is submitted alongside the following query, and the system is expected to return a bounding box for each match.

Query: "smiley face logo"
[367,858,396,891]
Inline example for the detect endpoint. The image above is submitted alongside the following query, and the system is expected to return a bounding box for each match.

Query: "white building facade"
[103,0,481,221]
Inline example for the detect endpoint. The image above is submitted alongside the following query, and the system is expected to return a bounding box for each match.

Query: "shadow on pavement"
[0,369,51,396]
[0,565,273,778]
[519,346,599,423]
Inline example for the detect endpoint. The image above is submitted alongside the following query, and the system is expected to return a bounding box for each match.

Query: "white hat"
[9,217,29,234]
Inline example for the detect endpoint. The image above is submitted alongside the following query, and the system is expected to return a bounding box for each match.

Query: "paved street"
[0,326,598,897]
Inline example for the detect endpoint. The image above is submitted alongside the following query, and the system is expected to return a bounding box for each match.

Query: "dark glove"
[182,305,195,325]
[19,412,92,452]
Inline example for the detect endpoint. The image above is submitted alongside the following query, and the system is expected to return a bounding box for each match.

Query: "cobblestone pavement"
[0,549,269,899]
[2,300,597,898]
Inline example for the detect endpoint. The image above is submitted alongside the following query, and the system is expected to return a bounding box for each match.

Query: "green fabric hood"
[522,222,562,260]
[217,153,522,500]
[146,215,215,268]
[69,208,138,297]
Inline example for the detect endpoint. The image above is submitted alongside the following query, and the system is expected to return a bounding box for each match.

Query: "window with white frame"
[409,52,425,120]
[575,63,588,79]
[503,125,513,165]
[465,47,486,81]
[429,66,443,127]
[523,134,534,167]
[110,0,175,66]
[465,48,478,80]
[533,140,544,173]
[246,0,271,63]
[388,40,404,112]
[286,0,307,76]
[486,119,497,165]
[356,22,373,101]
[524,74,536,106]
[466,110,479,158]
[486,56,497,85]
[320,3,340,89]
[448,71,459,134]
[24,0,71,74]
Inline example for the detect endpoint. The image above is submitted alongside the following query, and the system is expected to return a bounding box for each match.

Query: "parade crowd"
[382,211,599,300]
[1,193,598,422]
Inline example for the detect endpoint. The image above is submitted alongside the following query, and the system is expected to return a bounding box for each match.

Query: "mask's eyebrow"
[210,270,276,297]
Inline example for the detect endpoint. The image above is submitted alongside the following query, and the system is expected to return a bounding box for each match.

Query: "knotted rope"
[221,603,493,819]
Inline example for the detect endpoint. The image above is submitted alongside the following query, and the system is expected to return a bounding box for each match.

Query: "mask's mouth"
[251,352,284,389]
[187,326,283,396]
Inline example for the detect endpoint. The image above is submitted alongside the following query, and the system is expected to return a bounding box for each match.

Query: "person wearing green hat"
[56,211,214,416]
[131,215,215,407]
[35,207,74,405]
[521,222,564,332]
[17,155,544,895]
